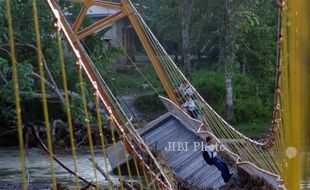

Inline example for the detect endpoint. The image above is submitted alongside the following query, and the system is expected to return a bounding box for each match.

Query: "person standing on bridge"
[203,136,233,183]
[181,97,199,119]
[178,81,194,97]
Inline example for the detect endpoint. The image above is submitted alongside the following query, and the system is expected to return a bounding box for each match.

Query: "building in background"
[87,5,136,68]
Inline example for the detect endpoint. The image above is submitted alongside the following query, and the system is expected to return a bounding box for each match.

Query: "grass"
[110,64,162,95]
[111,72,144,94]
[234,122,271,139]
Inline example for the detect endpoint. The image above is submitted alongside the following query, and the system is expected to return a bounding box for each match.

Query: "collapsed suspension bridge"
[2,0,310,189]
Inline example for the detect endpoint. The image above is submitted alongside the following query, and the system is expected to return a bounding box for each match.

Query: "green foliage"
[70,80,96,124]
[0,58,34,102]
[234,96,266,123]
[138,0,277,128]
[0,0,278,139]
[234,122,270,138]
[103,64,162,95]
[134,93,165,113]
[0,57,35,123]
[92,44,125,75]
[109,72,143,94]
[0,1,87,126]
[233,74,271,123]
[140,64,162,89]
[190,69,273,124]
[191,70,225,113]
[70,95,85,124]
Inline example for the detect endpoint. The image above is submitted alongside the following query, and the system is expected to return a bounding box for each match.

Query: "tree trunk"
[223,0,234,122]
[225,62,234,121]
[181,0,192,77]
[218,30,224,66]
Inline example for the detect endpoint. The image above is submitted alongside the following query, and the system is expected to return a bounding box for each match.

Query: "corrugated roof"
[87,6,118,17]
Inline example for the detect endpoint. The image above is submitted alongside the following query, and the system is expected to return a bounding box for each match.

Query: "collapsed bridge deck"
[107,111,236,188]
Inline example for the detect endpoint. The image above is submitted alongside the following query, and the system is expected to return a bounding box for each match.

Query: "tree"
[139,0,210,69]
[0,1,117,126]
[181,0,194,76]
[134,0,277,124]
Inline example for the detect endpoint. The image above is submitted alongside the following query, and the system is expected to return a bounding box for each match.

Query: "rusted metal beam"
[121,0,179,105]
[47,0,179,119]
[46,0,124,125]
[77,11,126,39]
[73,4,89,32]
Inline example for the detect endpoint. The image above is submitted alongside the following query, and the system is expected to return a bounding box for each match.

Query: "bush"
[134,93,165,113]
[233,73,271,123]
[234,96,268,123]
[190,69,272,124]
[191,70,226,114]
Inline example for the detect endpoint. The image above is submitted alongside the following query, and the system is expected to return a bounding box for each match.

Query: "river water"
[0,147,122,189]
[0,147,309,189]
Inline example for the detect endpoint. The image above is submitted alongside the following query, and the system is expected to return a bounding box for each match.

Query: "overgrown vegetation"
[134,93,165,113]
[0,0,277,143]
[0,1,117,146]
[131,0,277,136]
[191,69,273,124]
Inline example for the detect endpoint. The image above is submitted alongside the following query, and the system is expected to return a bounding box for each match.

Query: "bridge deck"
[106,113,237,188]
